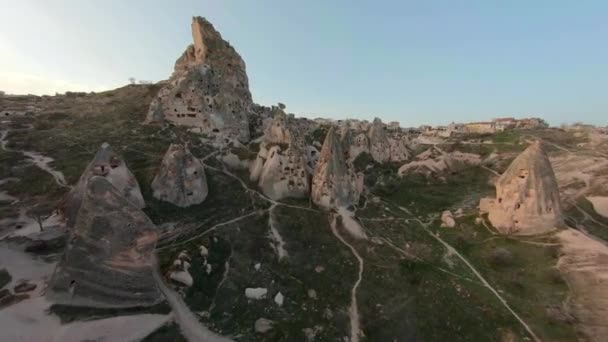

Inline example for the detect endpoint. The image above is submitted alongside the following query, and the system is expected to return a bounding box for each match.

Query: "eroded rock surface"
[250,110,310,200]
[312,127,363,209]
[398,148,480,178]
[146,16,252,142]
[368,117,391,163]
[60,142,144,227]
[480,142,563,235]
[152,144,208,207]
[48,176,161,308]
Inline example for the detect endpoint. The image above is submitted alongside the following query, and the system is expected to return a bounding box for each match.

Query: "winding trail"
[0,128,68,188]
[330,215,364,342]
[153,259,233,342]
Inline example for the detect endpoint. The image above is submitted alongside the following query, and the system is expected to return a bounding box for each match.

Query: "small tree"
[0,90,5,96]
[128,77,136,85]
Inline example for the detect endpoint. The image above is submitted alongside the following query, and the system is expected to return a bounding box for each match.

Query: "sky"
[1,0,607,127]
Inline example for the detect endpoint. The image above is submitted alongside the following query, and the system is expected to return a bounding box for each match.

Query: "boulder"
[440,210,456,228]
[388,136,411,162]
[48,176,162,308]
[481,142,563,235]
[60,142,144,227]
[312,127,363,209]
[151,144,208,207]
[146,16,252,143]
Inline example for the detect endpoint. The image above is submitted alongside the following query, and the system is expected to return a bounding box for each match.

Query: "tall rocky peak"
[340,122,369,163]
[480,141,563,235]
[48,176,162,308]
[146,16,252,143]
[61,142,144,227]
[368,117,391,163]
[250,109,310,200]
[312,127,363,209]
[151,144,208,207]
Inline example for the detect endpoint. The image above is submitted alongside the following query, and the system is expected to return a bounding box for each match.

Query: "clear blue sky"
[1,0,607,126]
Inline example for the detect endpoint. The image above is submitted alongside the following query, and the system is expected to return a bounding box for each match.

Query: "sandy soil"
[557,229,608,342]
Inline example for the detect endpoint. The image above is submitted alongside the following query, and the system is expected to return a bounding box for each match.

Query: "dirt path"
[268,204,288,260]
[153,260,233,342]
[330,215,364,342]
[557,229,608,342]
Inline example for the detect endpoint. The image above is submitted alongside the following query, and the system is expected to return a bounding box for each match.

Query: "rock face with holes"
[47,176,162,308]
[312,127,364,209]
[480,142,563,235]
[250,109,310,200]
[151,144,208,207]
[339,123,369,162]
[60,142,145,227]
[146,16,252,143]
[388,135,411,162]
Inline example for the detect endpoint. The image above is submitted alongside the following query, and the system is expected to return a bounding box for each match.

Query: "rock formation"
[151,144,208,207]
[368,117,391,163]
[312,127,363,209]
[388,135,411,162]
[250,110,310,200]
[61,142,144,227]
[479,142,563,235]
[398,148,480,178]
[339,123,369,162]
[146,16,252,143]
[47,176,162,308]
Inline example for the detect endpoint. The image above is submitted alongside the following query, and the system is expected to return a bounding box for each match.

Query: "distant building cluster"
[419,117,548,137]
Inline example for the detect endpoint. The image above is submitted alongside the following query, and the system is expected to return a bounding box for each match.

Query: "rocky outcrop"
[312,127,363,209]
[152,144,208,207]
[250,110,310,200]
[368,118,391,163]
[388,135,411,162]
[48,176,162,308]
[146,16,252,143]
[398,148,480,178]
[61,142,144,227]
[479,142,563,235]
[340,123,369,162]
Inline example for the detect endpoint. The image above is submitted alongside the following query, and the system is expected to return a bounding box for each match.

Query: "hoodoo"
[312,127,363,209]
[250,108,310,200]
[368,117,391,163]
[480,141,563,235]
[146,16,253,142]
[60,142,144,227]
[48,176,162,308]
[151,143,208,207]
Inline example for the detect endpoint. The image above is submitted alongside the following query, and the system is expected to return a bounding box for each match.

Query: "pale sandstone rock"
[482,142,563,235]
[312,127,363,209]
[250,110,310,200]
[61,142,144,227]
[440,210,456,228]
[151,144,208,207]
[388,136,411,162]
[398,148,481,177]
[48,176,161,308]
[146,17,252,142]
[340,123,369,162]
[368,117,391,163]
[254,318,274,333]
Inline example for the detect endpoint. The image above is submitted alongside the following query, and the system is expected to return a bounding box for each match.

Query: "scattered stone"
[199,245,209,257]
[151,144,208,207]
[440,210,456,228]
[308,289,317,299]
[274,291,284,306]
[475,217,483,225]
[254,318,274,333]
[13,282,36,293]
[254,263,261,271]
[303,325,324,341]
[170,271,193,287]
[315,265,325,273]
[245,287,268,300]
[480,141,563,235]
[205,264,212,274]
[60,142,145,227]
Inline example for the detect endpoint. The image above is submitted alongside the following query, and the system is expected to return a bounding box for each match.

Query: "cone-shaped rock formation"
[61,142,144,227]
[48,176,162,308]
[146,16,252,142]
[480,141,563,234]
[312,127,363,209]
[368,117,391,163]
[152,144,208,207]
